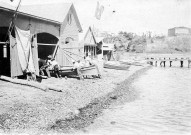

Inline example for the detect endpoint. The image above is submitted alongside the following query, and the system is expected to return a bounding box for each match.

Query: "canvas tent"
[0,2,82,77]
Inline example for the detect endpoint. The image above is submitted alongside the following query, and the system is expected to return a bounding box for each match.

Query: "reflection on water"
[86,67,191,135]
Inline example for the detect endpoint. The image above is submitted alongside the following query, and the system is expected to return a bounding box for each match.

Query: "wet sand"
[84,67,191,135]
[48,66,151,134]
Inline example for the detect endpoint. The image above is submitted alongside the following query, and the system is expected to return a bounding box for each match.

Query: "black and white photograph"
[0,0,191,134]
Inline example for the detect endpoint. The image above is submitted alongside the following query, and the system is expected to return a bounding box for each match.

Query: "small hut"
[83,27,97,59]
[96,37,115,61]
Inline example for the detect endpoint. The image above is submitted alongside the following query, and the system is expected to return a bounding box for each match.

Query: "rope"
[62,49,77,61]
[5,0,22,42]
[61,48,84,58]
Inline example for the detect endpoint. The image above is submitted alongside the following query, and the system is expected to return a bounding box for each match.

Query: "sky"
[1,0,191,36]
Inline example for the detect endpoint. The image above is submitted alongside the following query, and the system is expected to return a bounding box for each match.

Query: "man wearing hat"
[72,59,83,79]
[38,58,51,78]
[47,55,61,78]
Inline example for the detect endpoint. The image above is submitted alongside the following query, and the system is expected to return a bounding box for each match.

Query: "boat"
[104,61,130,70]
[50,65,101,79]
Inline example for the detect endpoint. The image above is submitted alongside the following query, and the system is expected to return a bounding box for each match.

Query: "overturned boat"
[104,61,130,70]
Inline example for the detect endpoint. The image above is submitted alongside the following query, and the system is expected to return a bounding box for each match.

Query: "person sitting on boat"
[78,60,85,68]
[85,53,93,66]
[38,58,51,78]
[72,60,79,69]
[72,60,82,78]
[47,55,61,78]
[85,55,100,76]
[84,57,90,67]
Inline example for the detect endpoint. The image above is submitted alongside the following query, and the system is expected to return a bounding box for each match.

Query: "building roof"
[169,26,191,30]
[0,1,15,10]
[84,27,97,46]
[0,2,82,32]
[20,3,72,23]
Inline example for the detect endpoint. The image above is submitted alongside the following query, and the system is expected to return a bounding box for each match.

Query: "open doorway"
[0,27,11,76]
[37,33,58,59]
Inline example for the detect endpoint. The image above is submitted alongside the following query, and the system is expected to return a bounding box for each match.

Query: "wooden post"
[87,46,89,55]
[188,59,190,68]
[164,58,166,67]
[52,38,60,59]
[84,46,86,56]
[180,58,183,67]
[93,46,95,58]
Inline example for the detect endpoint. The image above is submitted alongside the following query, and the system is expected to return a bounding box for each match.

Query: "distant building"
[168,27,191,37]
[83,27,97,58]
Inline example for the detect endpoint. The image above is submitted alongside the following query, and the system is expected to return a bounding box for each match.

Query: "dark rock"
[110,121,116,125]
[110,96,117,100]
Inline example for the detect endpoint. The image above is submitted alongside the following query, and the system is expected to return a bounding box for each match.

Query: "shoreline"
[0,61,150,134]
[48,65,151,134]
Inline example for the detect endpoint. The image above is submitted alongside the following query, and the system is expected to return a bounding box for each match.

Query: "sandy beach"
[0,0,190,134]
[0,53,149,134]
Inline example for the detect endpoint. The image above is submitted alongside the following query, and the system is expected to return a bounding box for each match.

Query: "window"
[65,37,74,44]
[67,14,72,25]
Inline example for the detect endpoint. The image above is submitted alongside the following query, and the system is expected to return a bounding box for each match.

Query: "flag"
[95,1,104,20]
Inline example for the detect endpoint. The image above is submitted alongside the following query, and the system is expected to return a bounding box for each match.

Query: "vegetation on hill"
[101,31,147,53]
[99,31,191,53]
[146,35,191,53]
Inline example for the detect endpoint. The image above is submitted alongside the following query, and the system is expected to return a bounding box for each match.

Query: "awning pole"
[7,0,22,35]
[0,42,9,44]
[37,43,57,46]
[52,38,60,58]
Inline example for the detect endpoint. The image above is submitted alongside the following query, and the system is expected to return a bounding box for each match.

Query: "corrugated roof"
[0,2,82,31]
[20,3,72,23]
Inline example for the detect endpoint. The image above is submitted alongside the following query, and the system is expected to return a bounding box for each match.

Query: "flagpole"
[9,0,22,34]
[93,1,104,37]
[5,0,22,44]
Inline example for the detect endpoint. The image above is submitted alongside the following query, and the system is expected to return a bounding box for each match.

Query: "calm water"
[85,67,191,135]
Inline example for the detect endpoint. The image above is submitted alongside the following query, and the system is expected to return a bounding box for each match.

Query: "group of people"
[38,55,61,78]
[38,54,94,78]
[72,54,93,69]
